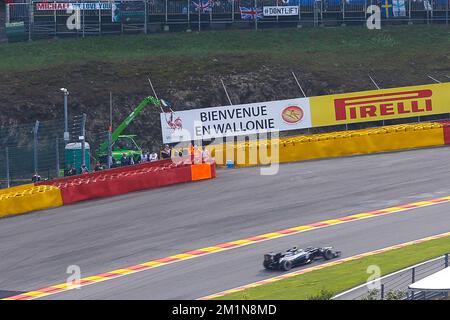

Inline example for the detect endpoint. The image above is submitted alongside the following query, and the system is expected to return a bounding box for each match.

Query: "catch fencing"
[0,115,85,188]
[332,253,450,300]
[4,0,450,39]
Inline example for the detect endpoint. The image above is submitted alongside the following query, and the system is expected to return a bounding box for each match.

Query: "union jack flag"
[239,7,264,20]
[192,0,213,12]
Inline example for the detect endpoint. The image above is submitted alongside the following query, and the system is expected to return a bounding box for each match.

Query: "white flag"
[424,0,433,11]
[393,0,406,16]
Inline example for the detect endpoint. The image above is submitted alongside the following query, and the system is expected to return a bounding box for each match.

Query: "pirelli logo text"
[334,90,433,121]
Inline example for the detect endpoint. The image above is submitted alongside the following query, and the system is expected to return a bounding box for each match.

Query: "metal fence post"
[81,113,86,168]
[231,0,234,23]
[28,0,33,41]
[411,267,415,300]
[446,254,449,298]
[6,4,10,24]
[56,137,60,177]
[165,0,168,24]
[99,6,102,35]
[198,0,201,31]
[121,0,124,35]
[188,0,191,24]
[144,0,148,34]
[63,88,70,142]
[108,130,112,169]
[447,0,449,25]
[33,120,40,174]
[82,7,85,38]
[5,147,10,188]
[408,0,411,24]
[380,283,384,300]
[254,0,258,30]
[53,0,57,37]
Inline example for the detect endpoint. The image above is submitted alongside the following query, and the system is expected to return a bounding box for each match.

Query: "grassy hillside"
[0,25,449,148]
[1,25,449,72]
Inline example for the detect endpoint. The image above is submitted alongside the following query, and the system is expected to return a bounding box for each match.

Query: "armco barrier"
[0,185,63,218]
[208,122,445,167]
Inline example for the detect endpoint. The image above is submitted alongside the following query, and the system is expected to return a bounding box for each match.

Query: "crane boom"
[97,96,161,155]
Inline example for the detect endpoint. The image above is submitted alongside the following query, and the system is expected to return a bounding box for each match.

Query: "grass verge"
[0,25,449,72]
[215,234,450,300]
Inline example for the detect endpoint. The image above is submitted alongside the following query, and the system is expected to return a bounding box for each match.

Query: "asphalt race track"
[42,202,450,299]
[1,146,450,299]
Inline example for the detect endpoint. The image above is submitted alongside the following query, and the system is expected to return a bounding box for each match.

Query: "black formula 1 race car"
[263,246,341,271]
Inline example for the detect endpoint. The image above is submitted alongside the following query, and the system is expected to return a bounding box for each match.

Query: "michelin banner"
[161,98,311,143]
[161,82,450,143]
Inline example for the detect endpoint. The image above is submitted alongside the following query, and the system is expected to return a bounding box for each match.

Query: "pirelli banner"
[310,83,450,127]
[161,83,450,143]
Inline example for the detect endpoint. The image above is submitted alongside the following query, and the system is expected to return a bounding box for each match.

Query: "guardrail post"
[380,283,384,300]
[5,147,10,188]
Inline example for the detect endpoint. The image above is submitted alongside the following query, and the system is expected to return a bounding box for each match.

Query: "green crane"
[96,96,163,166]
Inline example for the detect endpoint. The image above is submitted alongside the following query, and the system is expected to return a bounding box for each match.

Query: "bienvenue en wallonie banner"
[160,98,312,143]
[161,82,450,144]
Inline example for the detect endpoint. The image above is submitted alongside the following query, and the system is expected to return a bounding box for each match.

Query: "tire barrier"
[208,122,445,167]
[0,185,63,218]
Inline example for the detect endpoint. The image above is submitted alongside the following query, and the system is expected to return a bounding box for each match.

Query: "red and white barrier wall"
[1,160,216,218]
